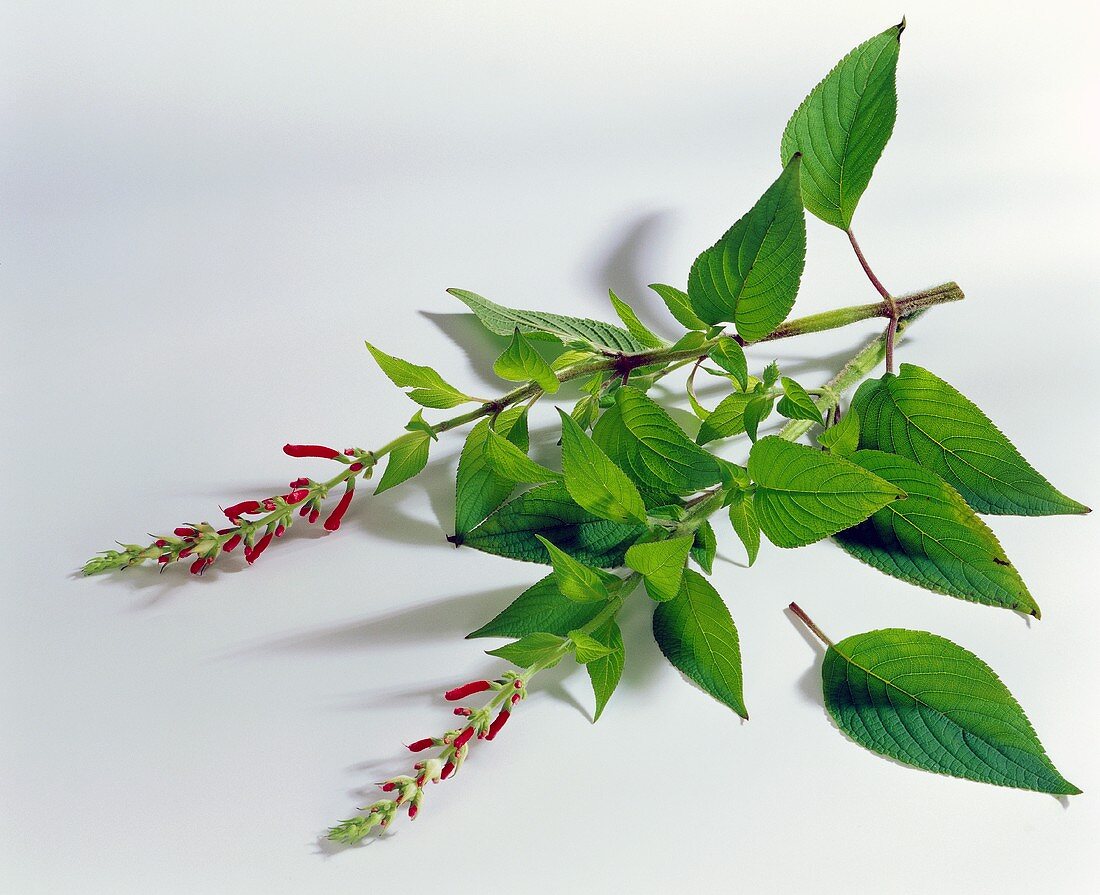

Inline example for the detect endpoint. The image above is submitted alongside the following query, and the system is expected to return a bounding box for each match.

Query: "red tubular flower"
[298,503,311,518]
[445,680,492,701]
[407,738,435,753]
[178,549,193,559]
[190,557,212,575]
[222,534,242,553]
[174,527,198,537]
[275,524,286,538]
[283,443,341,460]
[486,709,510,741]
[158,554,171,564]
[284,489,310,504]
[453,727,475,751]
[289,477,310,489]
[246,531,274,565]
[440,761,455,780]
[223,500,262,520]
[408,803,418,819]
[323,486,354,532]
[380,782,395,792]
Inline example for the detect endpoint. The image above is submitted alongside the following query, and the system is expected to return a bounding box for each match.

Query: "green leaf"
[648,283,706,331]
[709,337,748,390]
[365,341,473,409]
[569,630,615,664]
[818,407,860,457]
[776,376,824,425]
[669,330,708,353]
[467,574,604,639]
[448,288,648,353]
[748,436,903,547]
[552,348,598,372]
[625,535,695,602]
[374,431,432,495]
[687,155,807,341]
[821,626,1079,794]
[452,407,528,540]
[494,328,560,394]
[780,22,904,229]
[535,535,614,602]
[835,451,1040,617]
[558,409,648,525]
[761,360,780,389]
[485,429,561,484]
[586,620,625,722]
[570,393,600,432]
[462,482,646,567]
[853,364,1089,516]
[592,387,723,498]
[652,570,747,718]
[696,391,753,446]
[608,290,665,349]
[727,491,761,566]
[404,409,438,440]
[743,393,775,442]
[690,519,717,574]
[487,632,566,669]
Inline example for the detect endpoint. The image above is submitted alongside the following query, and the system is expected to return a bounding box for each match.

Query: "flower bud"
[223,500,262,520]
[486,709,510,741]
[174,527,198,538]
[283,443,341,460]
[190,557,211,575]
[407,738,435,753]
[284,489,310,504]
[222,534,242,553]
[445,680,492,701]
[440,761,455,780]
[323,486,354,532]
[289,477,310,489]
[453,727,475,750]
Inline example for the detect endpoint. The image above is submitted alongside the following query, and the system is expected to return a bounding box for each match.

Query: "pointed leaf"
[696,391,753,445]
[535,535,613,602]
[818,407,860,457]
[743,393,775,442]
[494,328,560,394]
[487,632,566,669]
[452,408,528,540]
[727,491,761,566]
[374,431,432,495]
[709,336,748,390]
[608,290,665,348]
[780,22,904,229]
[467,574,604,639]
[568,630,615,664]
[625,535,695,602]
[777,376,824,425]
[365,341,473,409]
[586,620,624,722]
[853,364,1088,516]
[558,409,648,525]
[690,519,717,574]
[748,436,903,547]
[485,429,561,484]
[822,626,1079,794]
[648,283,707,331]
[652,570,747,718]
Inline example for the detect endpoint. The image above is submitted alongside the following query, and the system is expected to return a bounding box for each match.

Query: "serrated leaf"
[687,155,807,341]
[466,574,605,639]
[690,520,717,574]
[592,387,722,498]
[835,451,1040,616]
[494,328,560,394]
[777,376,824,425]
[780,22,904,229]
[625,535,695,602]
[487,632,566,669]
[449,288,647,353]
[365,341,473,409]
[570,393,600,432]
[453,407,528,540]
[569,630,615,663]
[852,364,1088,516]
[535,535,613,602]
[586,620,624,722]
[652,570,747,718]
[374,431,432,495]
[743,393,775,442]
[696,391,753,445]
[649,283,706,331]
[762,361,780,389]
[485,429,561,484]
[727,492,761,566]
[558,409,648,525]
[818,407,860,457]
[669,331,709,353]
[709,337,748,390]
[462,482,646,567]
[821,626,1079,794]
[608,290,665,349]
[748,436,903,547]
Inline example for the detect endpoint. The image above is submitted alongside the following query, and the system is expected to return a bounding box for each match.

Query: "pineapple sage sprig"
[84,19,1087,845]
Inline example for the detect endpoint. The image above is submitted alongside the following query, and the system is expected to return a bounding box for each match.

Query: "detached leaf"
[748,436,903,547]
[569,630,615,663]
[649,283,707,331]
[365,341,473,409]
[727,492,761,566]
[608,290,665,348]
[687,154,807,341]
[374,431,432,495]
[625,535,695,602]
[781,22,904,229]
[777,376,824,425]
[467,574,604,639]
[558,409,648,525]
[710,337,749,390]
[485,429,561,484]
[652,570,747,718]
[453,408,528,540]
[494,328,560,394]
[449,288,647,353]
[818,407,860,457]
[853,364,1089,516]
[535,535,613,602]
[835,451,1040,616]
[586,620,625,721]
[822,626,1079,795]
[487,632,566,669]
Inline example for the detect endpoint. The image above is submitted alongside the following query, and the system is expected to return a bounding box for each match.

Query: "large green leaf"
[780,22,904,229]
[748,436,903,547]
[586,620,625,722]
[365,341,474,409]
[836,451,1040,616]
[374,431,432,495]
[466,574,604,640]
[452,407,528,540]
[462,482,645,567]
[652,570,747,718]
[592,387,722,498]
[448,288,647,353]
[625,535,694,602]
[687,155,807,341]
[821,627,1079,794]
[558,409,648,525]
[853,364,1088,516]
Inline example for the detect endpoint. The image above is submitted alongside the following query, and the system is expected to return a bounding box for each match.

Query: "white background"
[3,2,1099,892]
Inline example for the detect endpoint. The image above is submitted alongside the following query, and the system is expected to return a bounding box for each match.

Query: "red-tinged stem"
[846,229,891,300]
[788,602,834,648]
[846,228,899,373]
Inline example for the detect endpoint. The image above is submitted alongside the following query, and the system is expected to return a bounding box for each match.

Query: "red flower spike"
[284,489,310,504]
[174,527,198,538]
[246,531,274,564]
[407,738,435,753]
[289,477,310,489]
[408,803,418,820]
[486,709,510,741]
[223,534,242,553]
[323,486,354,532]
[453,727,475,751]
[283,443,341,460]
[445,680,492,701]
[223,500,262,520]
[440,761,455,780]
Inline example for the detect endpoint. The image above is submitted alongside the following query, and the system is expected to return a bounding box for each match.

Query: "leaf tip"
[897,16,907,38]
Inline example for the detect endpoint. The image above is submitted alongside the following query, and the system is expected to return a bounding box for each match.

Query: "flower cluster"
[82,444,374,575]
[327,674,527,843]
